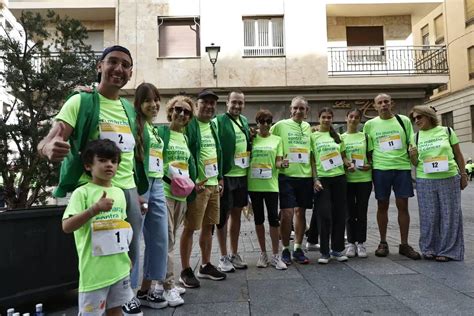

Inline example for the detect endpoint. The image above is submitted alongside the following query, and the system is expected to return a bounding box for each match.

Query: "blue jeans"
[130,178,168,288]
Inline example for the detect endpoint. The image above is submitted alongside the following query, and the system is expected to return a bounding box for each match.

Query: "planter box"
[0,206,78,308]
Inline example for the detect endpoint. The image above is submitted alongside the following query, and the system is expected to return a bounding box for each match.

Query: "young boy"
[62,139,135,316]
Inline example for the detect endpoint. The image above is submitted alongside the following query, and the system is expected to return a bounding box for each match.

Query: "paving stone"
[367,274,474,314]
[322,296,416,315]
[173,302,249,315]
[248,278,330,315]
[140,306,174,316]
[345,255,418,276]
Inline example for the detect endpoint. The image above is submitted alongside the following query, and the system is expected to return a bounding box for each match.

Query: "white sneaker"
[174,285,186,295]
[318,254,330,264]
[306,242,320,251]
[257,252,269,268]
[218,255,235,272]
[357,243,368,258]
[229,253,248,269]
[271,254,288,270]
[163,288,184,307]
[345,243,356,258]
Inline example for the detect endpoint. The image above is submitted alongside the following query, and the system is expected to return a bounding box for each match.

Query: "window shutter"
[434,14,444,41]
[466,0,474,21]
[159,19,200,57]
[243,19,255,47]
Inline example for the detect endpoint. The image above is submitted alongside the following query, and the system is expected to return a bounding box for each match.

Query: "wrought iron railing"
[328,46,448,76]
[30,51,103,72]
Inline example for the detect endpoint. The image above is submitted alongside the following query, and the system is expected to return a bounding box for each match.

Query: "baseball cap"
[197,89,219,100]
[97,45,133,82]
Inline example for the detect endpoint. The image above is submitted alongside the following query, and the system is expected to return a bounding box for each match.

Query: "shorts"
[184,185,220,231]
[218,176,248,228]
[372,169,414,200]
[78,276,134,315]
[278,175,313,209]
[249,191,279,227]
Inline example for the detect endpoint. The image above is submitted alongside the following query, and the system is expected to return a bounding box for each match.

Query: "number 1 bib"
[234,152,250,168]
[423,156,449,173]
[379,134,402,151]
[91,219,133,257]
[320,151,343,171]
[288,147,309,163]
[251,163,272,179]
[100,122,135,152]
[149,149,163,174]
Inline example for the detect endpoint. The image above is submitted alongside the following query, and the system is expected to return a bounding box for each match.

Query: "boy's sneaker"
[330,250,348,262]
[357,243,368,258]
[197,263,227,280]
[375,242,389,257]
[136,288,167,309]
[257,252,269,268]
[179,267,200,288]
[399,244,421,260]
[122,297,143,315]
[174,285,186,295]
[281,248,292,265]
[292,248,310,264]
[218,255,235,272]
[345,243,356,258]
[163,288,184,307]
[305,242,320,251]
[318,254,330,264]
[271,254,288,270]
[229,253,248,269]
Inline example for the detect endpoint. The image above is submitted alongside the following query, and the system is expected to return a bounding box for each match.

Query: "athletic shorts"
[372,169,414,200]
[278,175,313,209]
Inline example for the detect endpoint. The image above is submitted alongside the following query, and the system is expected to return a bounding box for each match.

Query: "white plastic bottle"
[7,308,15,316]
[34,303,45,316]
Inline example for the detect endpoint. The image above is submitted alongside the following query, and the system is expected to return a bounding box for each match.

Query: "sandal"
[435,256,451,262]
[423,254,435,260]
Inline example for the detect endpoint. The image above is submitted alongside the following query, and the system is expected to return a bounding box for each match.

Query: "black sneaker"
[137,289,168,309]
[179,267,200,288]
[197,263,227,281]
[122,297,143,315]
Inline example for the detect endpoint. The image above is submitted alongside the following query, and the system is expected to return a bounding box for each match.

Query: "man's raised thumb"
[55,121,66,139]
[101,191,107,199]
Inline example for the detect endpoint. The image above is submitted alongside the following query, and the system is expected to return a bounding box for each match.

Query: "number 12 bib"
[423,156,449,173]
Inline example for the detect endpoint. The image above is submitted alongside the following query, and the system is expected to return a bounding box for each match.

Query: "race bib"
[288,147,309,164]
[351,153,364,168]
[321,151,343,171]
[100,122,135,152]
[379,134,402,151]
[169,161,189,178]
[204,158,218,178]
[91,219,133,257]
[423,156,449,173]
[251,163,272,179]
[234,152,250,168]
[149,149,163,174]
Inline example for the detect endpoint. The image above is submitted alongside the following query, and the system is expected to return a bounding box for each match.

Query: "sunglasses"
[413,115,424,121]
[258,119,273,125]
[173,106,192,116]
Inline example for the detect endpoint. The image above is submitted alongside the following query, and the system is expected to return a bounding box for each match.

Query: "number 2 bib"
[379,134,402,151]
[320,151,343,171]
[91,219,133,257]
[251,163,272,179]
[149,149,163,174]
[100,122,135,152]
[423,156,449,173]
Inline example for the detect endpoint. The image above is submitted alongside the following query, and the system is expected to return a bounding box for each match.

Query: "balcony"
[328,45,448,77]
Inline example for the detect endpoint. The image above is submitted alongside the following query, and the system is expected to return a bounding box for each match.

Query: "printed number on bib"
[204,158,218,178]
[149,149,163,174]
[423,156,449,173]
[169,161,189,178]
[92,219,133,256]
[320,151,343,171]
[251,163,272,179]
[379,134,402,151]
[100,122,135,152]
[288,147,309,164]
[351,153,364,168]
[234,152,250,168]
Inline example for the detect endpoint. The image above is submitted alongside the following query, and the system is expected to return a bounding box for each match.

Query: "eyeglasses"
[413,115,424,121]
[173,106,192,116]
[257,118,273,125]
[377,99,391,104]
[103,57,132,70]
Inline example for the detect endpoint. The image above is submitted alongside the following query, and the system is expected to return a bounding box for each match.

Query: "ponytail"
[318,107,340,144]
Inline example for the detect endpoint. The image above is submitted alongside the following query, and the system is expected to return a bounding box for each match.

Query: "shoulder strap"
[446,127,452,146]
[415,132,419,146]
[225,113,252,150]
[395,114,409,151]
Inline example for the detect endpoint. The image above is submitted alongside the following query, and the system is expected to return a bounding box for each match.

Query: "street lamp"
[205,43,220,79]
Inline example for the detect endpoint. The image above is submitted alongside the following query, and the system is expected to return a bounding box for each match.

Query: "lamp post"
[205,43,220,79]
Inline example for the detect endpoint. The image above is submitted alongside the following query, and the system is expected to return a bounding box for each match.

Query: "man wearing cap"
[179,89,226,288]
[214,90,251,272]
[39,46,148,315]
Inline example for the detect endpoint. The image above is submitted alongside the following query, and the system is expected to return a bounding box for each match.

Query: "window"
[471,105,474,142]
[243,16,284,57]
[434,14,444,44]
[441,111,453,128]
[421,24,430,47]
[158,17,200,57]
[468,46,474,79]
[466,0,474,25]
[85,31,104,53]
[346,26,384,62]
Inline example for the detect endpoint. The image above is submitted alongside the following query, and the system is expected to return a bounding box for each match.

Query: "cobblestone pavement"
[45,184,474,315]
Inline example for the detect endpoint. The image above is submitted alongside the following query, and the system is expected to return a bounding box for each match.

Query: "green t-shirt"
[311,131,346,178]
[341,132,372,183]
[467,163,473,173]
[62,182,131,292]
[248,134,283,192]
[146,122,164,179]
[163,130,191,201]
[197,120,218,186]
[270,119,312,178]
[225,118,249,177]
[363,115,413,171]
[56,94,136,189]
[414,126,459,179]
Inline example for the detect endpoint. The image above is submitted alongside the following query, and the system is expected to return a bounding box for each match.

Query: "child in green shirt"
[62,139,134,315]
